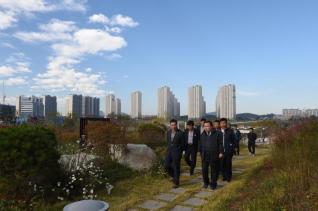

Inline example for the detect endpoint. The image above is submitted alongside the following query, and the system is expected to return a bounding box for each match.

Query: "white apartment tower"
[115,98,121,115]
[188,85,206,119]
[16,95,44,118]
[131,91,142,119]
[216,84,236,120]
[105,94,116,117]
[158,86,180,119]
[66,94,82,118]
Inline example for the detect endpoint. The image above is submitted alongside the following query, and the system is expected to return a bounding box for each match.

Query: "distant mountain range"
[180,112,276,121]
[236,113,275,121]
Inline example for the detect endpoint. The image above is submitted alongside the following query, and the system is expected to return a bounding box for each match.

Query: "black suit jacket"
[166,129,185,159]
[221,128,236,155]
[247,132,257,143]
[199,129,224,158]
[184,128,200,151]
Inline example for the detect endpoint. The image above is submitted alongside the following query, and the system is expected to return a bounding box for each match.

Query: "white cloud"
[0,0,54,13]
[0,65,15,76]
[0,63,31,76]
[0,53,31,76]
[13,12,137,95]
[110,14,139,27]
[0,11,17,30]
[1,42,15,49]
[2,96,16,106]
[22,19,129,95]
[104,53,122,61]
[39,19,77,33]
[52,29,126,58]
[5,76,28,86]
[57,0,86,12]
[0,0,86,30]
[89,14,109,24]
[15,19,76,42]
[88,13,138,33]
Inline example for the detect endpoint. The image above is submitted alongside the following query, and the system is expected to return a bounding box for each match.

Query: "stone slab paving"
[232,169,243,174]
[195,190,214,198]
[171,205,193,211]
[183,197,207,207]
[181,172,190,177]
[194,167,201,173]
[190,177,202,184]
[138,200,167,210]
[155,193,178,202]
[170,187,186,194]
[233,155,248,160]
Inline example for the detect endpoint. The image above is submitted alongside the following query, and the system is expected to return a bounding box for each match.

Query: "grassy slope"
[44,145,270,211]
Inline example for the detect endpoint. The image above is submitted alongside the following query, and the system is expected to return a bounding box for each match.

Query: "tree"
[0,126,61,201]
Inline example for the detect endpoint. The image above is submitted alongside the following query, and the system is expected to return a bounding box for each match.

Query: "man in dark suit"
[184,120,200,175]
[197,118,206,135]
[165,119,185,188]
[219,118,237,182]
[247,128,257,156]
[233,125,241,155]
[200,121,224,190]
[213,119,221,131]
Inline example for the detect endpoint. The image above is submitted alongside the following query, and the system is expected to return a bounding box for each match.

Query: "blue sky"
[0,0,317,115]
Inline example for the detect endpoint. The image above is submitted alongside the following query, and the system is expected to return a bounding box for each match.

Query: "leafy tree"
[0,126,61,202]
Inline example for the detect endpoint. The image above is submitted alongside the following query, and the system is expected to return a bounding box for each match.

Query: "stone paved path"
[133,153,249,211]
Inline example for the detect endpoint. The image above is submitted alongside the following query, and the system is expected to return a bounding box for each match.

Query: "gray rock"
[195,191,214,198]
[138,200,166,210]
[155,193,177,202]
[189,178,202,184]
[171,205,193,211]
[170,187,186,194]
[232,169,244,174]
[110,144,157,171]
[183,198,206,206]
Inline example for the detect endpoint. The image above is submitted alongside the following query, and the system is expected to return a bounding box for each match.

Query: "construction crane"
[2,80,5,104]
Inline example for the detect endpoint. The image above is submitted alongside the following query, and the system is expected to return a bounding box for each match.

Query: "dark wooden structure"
[79,117,111,146]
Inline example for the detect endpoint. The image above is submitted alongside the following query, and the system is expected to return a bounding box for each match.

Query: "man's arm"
[231,130,237,149]
[218,132,224,158]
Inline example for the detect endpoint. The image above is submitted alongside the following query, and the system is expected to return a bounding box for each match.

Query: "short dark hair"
[200,118,206,122]
[213,119,220,123]
[187,120,194,126]
[203,121,212,126]
[220,118,228,123]
[249,127,254,130]
[170,119,178,124]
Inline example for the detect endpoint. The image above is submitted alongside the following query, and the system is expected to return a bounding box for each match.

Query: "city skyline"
[1,0,318,115]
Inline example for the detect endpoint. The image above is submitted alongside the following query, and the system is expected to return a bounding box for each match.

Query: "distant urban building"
[282,109,302,118]
[115,98,121,115]
[304,109,318,117]
[131,91,142,119]
[43,95,57,121]
[282,108,318,118]
[82,96,100,117]
[216,84,236,120]
[16,96,44,118]
[188,85,206,119]
[0,104,16,122]
[157,86,180,119]
[105,94,116,117]
[66,94,82,118]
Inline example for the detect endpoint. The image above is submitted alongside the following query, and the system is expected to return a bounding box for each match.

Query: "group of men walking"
[165,118,257,190]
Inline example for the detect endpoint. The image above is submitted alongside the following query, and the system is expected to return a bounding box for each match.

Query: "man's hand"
[219,153,223,159]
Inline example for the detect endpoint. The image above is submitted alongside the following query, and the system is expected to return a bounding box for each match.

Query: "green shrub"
[0,126,61,202]
[137,123,167,148]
